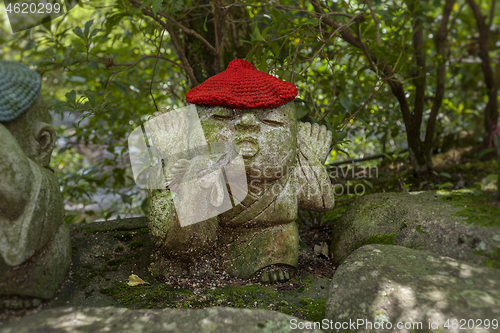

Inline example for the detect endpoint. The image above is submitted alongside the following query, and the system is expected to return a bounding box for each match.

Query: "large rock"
[325,244,500,333]
[330,191,500,267]
[1,306,323,333]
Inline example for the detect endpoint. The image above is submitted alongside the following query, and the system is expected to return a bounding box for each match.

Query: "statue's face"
[198,102,297,181]
[2,96,55,167]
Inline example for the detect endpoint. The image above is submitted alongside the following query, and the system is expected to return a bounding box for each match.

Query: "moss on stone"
[128,240,144,250]
[437,189,500,228]
[113,232,133,242]
[475,247,500,269]
[114,245,124,252]
[84,227,106,233]
[137,228,149,235]
[299,299,326,322]
[98,278,329,321]
[352,233,397,253]
[107,258,126,266]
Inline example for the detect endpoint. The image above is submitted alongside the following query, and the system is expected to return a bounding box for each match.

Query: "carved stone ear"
[33,122,56,166]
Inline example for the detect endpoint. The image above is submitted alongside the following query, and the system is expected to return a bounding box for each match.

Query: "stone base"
[223,222,299,279]
[0,223,71,300]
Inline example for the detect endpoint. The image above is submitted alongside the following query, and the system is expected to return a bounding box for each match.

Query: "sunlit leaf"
[127,274,150,286]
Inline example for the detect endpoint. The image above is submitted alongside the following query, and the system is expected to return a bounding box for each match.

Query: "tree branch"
[411,16,426,129]
[129,0,217,56]
[301,12,364,74]
[365,0,381,45]
[489,0,497,29]
[424,0,456,147]
[309,0,363,49]
[467,0,499,132]
[128,0,198,86]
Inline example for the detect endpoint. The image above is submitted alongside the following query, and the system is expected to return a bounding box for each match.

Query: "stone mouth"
[235,137,259,159]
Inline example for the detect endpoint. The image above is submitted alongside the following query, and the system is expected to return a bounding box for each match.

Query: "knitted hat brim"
[0,61,41,122]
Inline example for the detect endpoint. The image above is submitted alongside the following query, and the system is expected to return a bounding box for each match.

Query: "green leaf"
[439,172,452,179]
[362,179,374,189]
[383,153,393,160]
[87,61,99,69]
[254,25,266,42]
[260,51,267,72]
[133,0,154,16]
[271,42,280,57]
[339,96,353,111]
[203,11,209,32]
[438,182,454,190]
[152,0,163,15]
[105,13,125,33]
[84,20,93,39]
[73,26,85,40]
[357,117,371,132]
[478,147,495,159]
[65,90,77,103]
[296,104,309,119]
[482,174,497,186]
[89,29,101,41]
[84,90,97,106]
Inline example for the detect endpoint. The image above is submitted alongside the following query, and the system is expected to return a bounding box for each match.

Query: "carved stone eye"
[260,109,286,126]
[212,107,234,120]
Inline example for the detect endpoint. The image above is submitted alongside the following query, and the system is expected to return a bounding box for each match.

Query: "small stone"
[270,272,278,283]
[278,270,285,281]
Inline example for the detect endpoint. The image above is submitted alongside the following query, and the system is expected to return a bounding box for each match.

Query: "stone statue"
[0,61,71,304]
[147,59,334,283]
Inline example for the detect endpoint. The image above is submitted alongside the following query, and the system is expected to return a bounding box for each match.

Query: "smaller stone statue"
[148,59,334,283]
[0,61,71,304]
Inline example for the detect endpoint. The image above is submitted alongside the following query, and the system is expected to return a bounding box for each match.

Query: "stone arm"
[147,162,219,261]
[295,122,335,212]
[0,124,33,221]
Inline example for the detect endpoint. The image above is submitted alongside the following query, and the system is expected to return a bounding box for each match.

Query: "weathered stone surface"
[330,191,500,266]
[1,306,324,333]
[325,244,500,333]
[50,217,151,308]
[37,217,331,324]
[0,61,70,302]
[148,100,335,281]
[223,222,299,279]
[0,223,71,300]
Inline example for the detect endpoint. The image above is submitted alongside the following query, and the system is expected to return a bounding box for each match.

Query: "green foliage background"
[0,0,498,222]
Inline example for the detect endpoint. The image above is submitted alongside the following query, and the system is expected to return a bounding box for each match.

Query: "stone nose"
[235,113,260,132]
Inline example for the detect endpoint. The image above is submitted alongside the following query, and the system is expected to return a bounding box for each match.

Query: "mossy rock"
[325,244,500,333]
[0,306,324,333]
[6,217,332,328]
[330,190,500,268]
[97,272,330,322]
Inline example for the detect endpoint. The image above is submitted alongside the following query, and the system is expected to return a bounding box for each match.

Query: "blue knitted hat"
[0,61,41,122]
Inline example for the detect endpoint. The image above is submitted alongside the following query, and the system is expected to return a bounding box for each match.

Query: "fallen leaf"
[127,274,150,286]
[314,242,330,258]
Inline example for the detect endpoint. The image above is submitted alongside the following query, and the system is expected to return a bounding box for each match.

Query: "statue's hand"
[298,122,332,163]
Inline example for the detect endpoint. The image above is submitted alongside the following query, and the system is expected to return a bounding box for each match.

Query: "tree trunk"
[467,0,500,141]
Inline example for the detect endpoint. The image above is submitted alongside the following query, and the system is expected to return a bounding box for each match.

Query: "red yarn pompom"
[186,59,298,109]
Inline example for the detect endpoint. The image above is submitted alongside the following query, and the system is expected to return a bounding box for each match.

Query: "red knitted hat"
[186,59,298,109]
